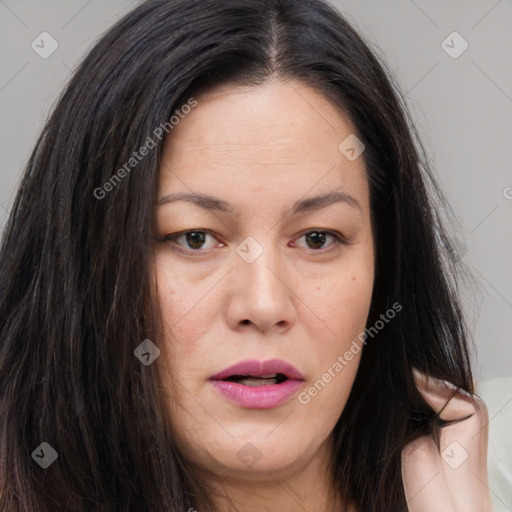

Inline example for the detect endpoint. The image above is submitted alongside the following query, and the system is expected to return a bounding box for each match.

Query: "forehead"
[159,79,369,215]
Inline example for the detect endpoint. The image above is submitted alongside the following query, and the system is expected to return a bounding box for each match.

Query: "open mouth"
[222,373,289,386]
[209,360,303,408]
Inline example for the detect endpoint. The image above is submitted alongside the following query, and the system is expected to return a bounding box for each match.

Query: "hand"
[401,369,493,512]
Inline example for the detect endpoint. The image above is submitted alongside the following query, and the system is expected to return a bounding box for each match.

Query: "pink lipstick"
[209,359,304,409]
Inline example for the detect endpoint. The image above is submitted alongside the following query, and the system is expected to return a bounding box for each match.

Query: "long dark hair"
[0,0,475,510]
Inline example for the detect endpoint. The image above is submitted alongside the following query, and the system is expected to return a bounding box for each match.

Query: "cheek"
[307,269,374,348]
[154,261,215,358]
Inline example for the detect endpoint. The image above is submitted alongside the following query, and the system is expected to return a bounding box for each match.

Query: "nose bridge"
[237,236,285,301]
[230,235,295,331]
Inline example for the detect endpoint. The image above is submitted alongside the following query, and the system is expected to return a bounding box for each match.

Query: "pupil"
[187,232,205,249]
[306,232,326,249]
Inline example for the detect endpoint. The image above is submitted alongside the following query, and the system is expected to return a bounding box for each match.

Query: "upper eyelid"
[163,230,220,246]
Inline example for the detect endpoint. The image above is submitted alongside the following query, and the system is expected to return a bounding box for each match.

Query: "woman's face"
[153,79,375,482]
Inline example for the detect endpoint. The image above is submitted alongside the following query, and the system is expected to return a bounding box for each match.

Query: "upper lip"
[209,359,304,381]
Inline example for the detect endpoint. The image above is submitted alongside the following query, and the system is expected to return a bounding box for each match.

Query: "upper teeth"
[260,373,277,378]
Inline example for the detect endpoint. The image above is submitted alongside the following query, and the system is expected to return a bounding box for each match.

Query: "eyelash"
[160,229,346,254]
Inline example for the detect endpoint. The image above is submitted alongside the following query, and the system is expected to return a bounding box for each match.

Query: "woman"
[0,0,492,510]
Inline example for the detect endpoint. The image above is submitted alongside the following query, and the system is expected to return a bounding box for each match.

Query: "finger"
[409,369,492,511]
[402,435,453,512]
[412,368,475,422]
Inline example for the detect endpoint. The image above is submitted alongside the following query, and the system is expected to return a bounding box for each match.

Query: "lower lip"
[209,379,303,409]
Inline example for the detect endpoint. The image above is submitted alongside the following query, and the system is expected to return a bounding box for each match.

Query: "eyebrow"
[157,188,362,214]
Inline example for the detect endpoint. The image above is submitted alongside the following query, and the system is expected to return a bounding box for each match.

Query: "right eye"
[161,230,224,253]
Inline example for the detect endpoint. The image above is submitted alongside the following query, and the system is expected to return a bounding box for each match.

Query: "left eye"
[293,230,343,250]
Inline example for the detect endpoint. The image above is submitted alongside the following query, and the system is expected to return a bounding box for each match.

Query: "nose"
[225,241,297,334]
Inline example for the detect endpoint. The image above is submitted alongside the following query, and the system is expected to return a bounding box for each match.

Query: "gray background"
[0,0,510,381]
